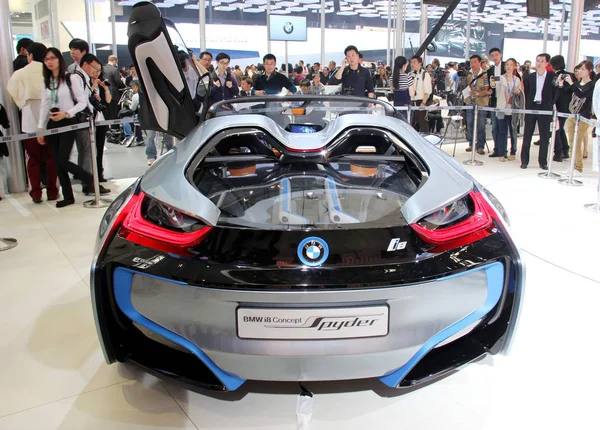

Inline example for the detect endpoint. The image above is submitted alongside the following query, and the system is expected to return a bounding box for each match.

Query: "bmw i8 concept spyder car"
[91,2,524,392]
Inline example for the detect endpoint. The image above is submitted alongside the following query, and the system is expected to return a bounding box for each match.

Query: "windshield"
[207,95,398,131]
[192,127,423,231]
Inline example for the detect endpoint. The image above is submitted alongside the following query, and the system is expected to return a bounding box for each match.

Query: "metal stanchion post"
[584,131,600,213]
[538,110,561,179]
[84,116,112,208]
[558,114,583,187]
[464,105,483,166]
[0,238,18,252]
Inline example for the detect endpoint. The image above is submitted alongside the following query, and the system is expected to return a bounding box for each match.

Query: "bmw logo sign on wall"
[283,22,294,34]
[298,237,329,267]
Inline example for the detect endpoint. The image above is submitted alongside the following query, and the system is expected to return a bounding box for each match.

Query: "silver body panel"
[129,267,490,381]
[140,113,473,225]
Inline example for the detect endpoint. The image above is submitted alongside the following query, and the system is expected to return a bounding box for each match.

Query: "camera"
[89,95,106,113]
[50,107,59,114]
[456,61,471,77]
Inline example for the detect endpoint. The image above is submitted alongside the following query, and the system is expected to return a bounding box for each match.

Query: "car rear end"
[91,118,523,391]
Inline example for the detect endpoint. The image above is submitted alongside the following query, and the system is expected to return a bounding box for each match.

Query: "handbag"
[65,73,93,123]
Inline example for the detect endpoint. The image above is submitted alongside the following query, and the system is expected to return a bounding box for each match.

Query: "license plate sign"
[237,306,389,340]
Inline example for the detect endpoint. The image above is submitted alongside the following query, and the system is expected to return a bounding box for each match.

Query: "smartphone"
[494,76,500,82]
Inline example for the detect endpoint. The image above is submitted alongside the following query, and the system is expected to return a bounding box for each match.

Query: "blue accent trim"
[297,236,330,267]
[282,178,291,212]
[379,262,504,388]
[113,268,246,391]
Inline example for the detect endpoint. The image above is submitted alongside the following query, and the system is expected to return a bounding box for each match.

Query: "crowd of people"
[2,36,600,207]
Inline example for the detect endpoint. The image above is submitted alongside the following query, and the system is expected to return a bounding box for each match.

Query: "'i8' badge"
[297,237,329,267]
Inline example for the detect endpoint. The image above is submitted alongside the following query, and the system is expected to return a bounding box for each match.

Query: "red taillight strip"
[284,146,326,153]
[117,192,212,256]
[410,191,493,247]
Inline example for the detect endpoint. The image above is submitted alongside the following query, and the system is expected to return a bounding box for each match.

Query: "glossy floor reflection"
[0,136,598,429]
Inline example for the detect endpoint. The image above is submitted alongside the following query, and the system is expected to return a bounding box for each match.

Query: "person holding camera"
[550,55,575,162]
[37,48,106,208]
[558,60,595,173]
[464,55,489,155]
[487,48,506,158]
[210,52,239,104]
[90,69,111,182]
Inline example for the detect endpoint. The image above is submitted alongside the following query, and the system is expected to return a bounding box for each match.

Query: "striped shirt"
[390,71,414,91]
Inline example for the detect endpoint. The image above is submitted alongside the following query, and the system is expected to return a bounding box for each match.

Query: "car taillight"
[117,192,212,256]
[411,191,493,250]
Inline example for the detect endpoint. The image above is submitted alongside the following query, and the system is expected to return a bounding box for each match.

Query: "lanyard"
[507,76,517,95]
[50,78,59,106]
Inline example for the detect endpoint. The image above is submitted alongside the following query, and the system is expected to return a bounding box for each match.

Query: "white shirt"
[535,70,547,102]
[494,63,501,78]
[184,67,199,98]
[21,100,41,133]
[38,74,88,129]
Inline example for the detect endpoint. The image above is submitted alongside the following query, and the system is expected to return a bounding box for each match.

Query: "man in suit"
[103,55,124,120]
[487,48,506,158]
[239,77,253,97]
[521,53,555,170]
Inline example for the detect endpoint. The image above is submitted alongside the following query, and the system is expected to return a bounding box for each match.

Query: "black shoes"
[56,199,75,208]
[533,140,540,146]
[520,164,527,169]
[82,185,111,196]
[489,153,500,158]
[32,198,43,204]
[99,177,108,183]
[540,164,548,170]
[553,155,563,162]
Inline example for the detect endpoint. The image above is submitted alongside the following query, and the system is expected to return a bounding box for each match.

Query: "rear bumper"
[106,261,508,390]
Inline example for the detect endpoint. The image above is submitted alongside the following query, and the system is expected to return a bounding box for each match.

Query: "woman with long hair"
[390,56,415,114]
[36,47,92,208]
[494,58,523,161]
[91,68,112,181]
[559,60,595,172]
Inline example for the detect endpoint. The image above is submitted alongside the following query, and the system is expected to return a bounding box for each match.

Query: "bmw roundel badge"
[298,237,329,267]
[283,22,294,34]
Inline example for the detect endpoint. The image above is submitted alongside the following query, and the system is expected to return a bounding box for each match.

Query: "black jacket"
[0,104,9,157]
[487,62,506,107]
[523,70,555,110]
[552,70,576,113]
[12,55,28,72]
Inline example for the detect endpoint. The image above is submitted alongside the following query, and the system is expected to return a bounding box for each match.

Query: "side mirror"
[420,133,444,146]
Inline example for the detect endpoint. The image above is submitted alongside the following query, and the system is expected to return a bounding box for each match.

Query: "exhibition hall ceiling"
[116,0,600,36]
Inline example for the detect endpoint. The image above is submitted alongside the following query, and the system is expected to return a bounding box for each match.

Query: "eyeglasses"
[44,56,58,62]
[92,65,102,73]
[218,60,230,66]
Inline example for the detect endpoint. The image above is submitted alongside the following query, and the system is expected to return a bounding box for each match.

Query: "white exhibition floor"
[1,138,599,429]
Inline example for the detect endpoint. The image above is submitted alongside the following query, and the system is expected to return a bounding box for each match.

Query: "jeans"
[123,115,143,141]
[496,116,508,157]
[491,112,500,154]
[74,128,92,175]
[466,106,486,150]
[145,130,174,161]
